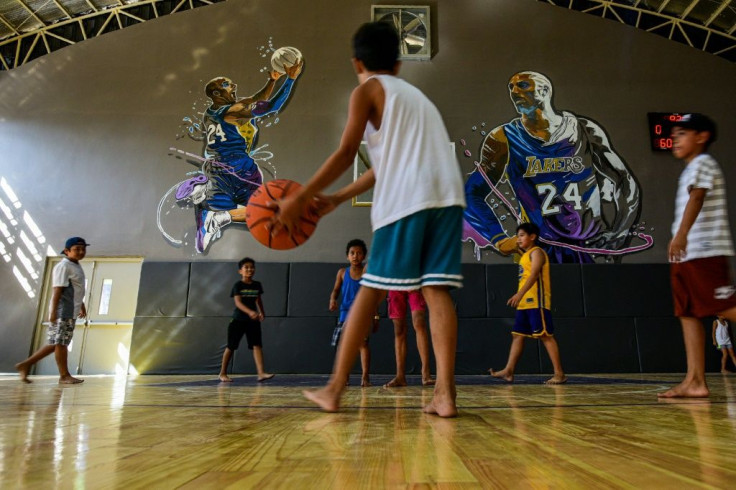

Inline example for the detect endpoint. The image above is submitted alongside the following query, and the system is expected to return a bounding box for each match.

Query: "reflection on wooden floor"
[2,373,736,489]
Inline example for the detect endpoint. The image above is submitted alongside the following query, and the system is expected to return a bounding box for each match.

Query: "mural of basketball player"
[463,71,642,263]
[176,60,303,253]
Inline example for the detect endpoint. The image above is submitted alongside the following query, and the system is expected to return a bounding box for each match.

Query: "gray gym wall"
[1,0,735,373]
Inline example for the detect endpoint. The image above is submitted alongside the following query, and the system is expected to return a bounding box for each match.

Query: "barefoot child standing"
[274,22,466,417]
[713,317,736,374]
[218,257,274,383]
[660,114,736,398]
[329,239,374,387]
[490,223,567,385]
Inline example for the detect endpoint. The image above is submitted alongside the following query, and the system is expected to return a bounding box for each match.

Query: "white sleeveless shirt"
[363,75,466,231]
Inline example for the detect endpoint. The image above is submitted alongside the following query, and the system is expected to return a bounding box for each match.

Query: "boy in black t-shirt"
[218,257,275,382]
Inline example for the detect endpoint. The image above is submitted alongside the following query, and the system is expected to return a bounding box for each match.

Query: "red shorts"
[671,256,736,318]
[387,290,426,319]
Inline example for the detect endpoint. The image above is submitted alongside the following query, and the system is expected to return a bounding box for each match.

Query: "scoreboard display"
[647,112,685,151]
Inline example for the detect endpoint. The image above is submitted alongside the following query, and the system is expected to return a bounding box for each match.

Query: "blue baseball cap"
[61,237,90,253]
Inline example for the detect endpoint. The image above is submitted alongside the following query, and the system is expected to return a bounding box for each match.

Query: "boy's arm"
[329,268,345,311]
[234,296,258,319]
[48,286,63,323]
[326,168,376,210]
[256,295,265,321]
[713,322,718,345]
[669,188,706,262]
[271,80,379,234]
[508,249,545,307]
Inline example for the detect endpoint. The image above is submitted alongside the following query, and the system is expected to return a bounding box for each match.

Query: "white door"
[33,257,142,376]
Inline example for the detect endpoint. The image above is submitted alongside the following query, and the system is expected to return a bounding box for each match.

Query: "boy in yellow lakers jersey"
[490,223,567,384]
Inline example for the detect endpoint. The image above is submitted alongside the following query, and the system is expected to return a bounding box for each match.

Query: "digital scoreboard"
[647,112,685,151]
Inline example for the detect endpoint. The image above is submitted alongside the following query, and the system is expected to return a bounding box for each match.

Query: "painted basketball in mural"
[271,47,302,74]
[462,71,652,264]
[246,179,319,250]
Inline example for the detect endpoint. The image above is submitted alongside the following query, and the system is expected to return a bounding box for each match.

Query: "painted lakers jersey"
[503,113,602,243]
[517,246,551,310]
[204,104,248,163]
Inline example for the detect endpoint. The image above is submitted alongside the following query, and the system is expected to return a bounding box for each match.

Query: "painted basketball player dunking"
[463,71,642,263]
[177,61,303,253]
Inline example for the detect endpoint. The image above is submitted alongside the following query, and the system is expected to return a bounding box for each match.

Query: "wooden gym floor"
[1,373,736,489]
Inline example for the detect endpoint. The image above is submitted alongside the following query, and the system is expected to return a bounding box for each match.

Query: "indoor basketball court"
[2,373,736,488]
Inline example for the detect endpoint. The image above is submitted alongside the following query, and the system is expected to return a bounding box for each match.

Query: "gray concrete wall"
[1,0,735,371]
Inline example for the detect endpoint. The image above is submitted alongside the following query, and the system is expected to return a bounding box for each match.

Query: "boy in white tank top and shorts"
[273,22,465,417]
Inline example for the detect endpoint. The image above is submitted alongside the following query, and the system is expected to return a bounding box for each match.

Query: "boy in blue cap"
[15,237,89,384]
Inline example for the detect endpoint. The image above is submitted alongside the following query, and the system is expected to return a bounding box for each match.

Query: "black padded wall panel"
[136,262,190,317]
[582,264,673,317]
[288,263,343,317]
[636,316,724,373]
[451,264,487,318]
[485,265,519,317]
[130,261,690,374]
[549,265,585,317]
[230,317,398,374]
[187,262,237,317]
[635,317,686,373]
[541,318,640,373]
[456,318,541,375]
[188,262,289,317]
[131,317,226,374]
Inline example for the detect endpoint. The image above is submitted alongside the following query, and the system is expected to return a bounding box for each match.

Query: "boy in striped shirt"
[661,113,736,398]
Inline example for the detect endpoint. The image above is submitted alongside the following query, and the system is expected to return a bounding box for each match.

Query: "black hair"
[346,239,367,256]
[516,222,540,242]
[352,22,400,71]
[238,257,255,269]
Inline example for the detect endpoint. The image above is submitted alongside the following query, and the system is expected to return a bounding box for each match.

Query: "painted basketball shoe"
[195,208,232,253]
[176,174,209,205]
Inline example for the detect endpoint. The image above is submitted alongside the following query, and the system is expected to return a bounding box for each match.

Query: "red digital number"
[655,124,662,135]
[658,138,673,149]
[668,114,683,122]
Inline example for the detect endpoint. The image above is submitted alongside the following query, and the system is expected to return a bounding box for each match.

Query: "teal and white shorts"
[362,206,463,290]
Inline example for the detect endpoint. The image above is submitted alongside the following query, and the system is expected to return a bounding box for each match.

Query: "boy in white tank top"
[273,22,465,417]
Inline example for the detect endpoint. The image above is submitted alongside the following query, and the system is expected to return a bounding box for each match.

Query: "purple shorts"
[513,308,554,337]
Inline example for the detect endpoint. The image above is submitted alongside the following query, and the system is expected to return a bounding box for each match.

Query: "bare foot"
[489,368,513,383]
[15,362,31,383]
[257,374,275,382]
[422,377,435,386]
[361,378,372,387]
[721,369,734,374]
[384,377,407,388]
[59,375,84,385]
[658,380,709,398]
[303,388,340,413]
[422,396,458,418]
[545,375,568,385]
[219,374,233,382]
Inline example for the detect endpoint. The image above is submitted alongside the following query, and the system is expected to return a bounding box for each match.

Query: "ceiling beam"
[705,0,732,27]
[657,0,673,14]
[50,0,73,19]
[680,0,701,19]
[15,0,49,28]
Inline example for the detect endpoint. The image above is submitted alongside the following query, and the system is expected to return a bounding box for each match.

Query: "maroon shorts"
[671,256,736,318]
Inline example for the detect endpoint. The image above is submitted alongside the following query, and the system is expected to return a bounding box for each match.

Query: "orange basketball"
[245,179,319,250]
